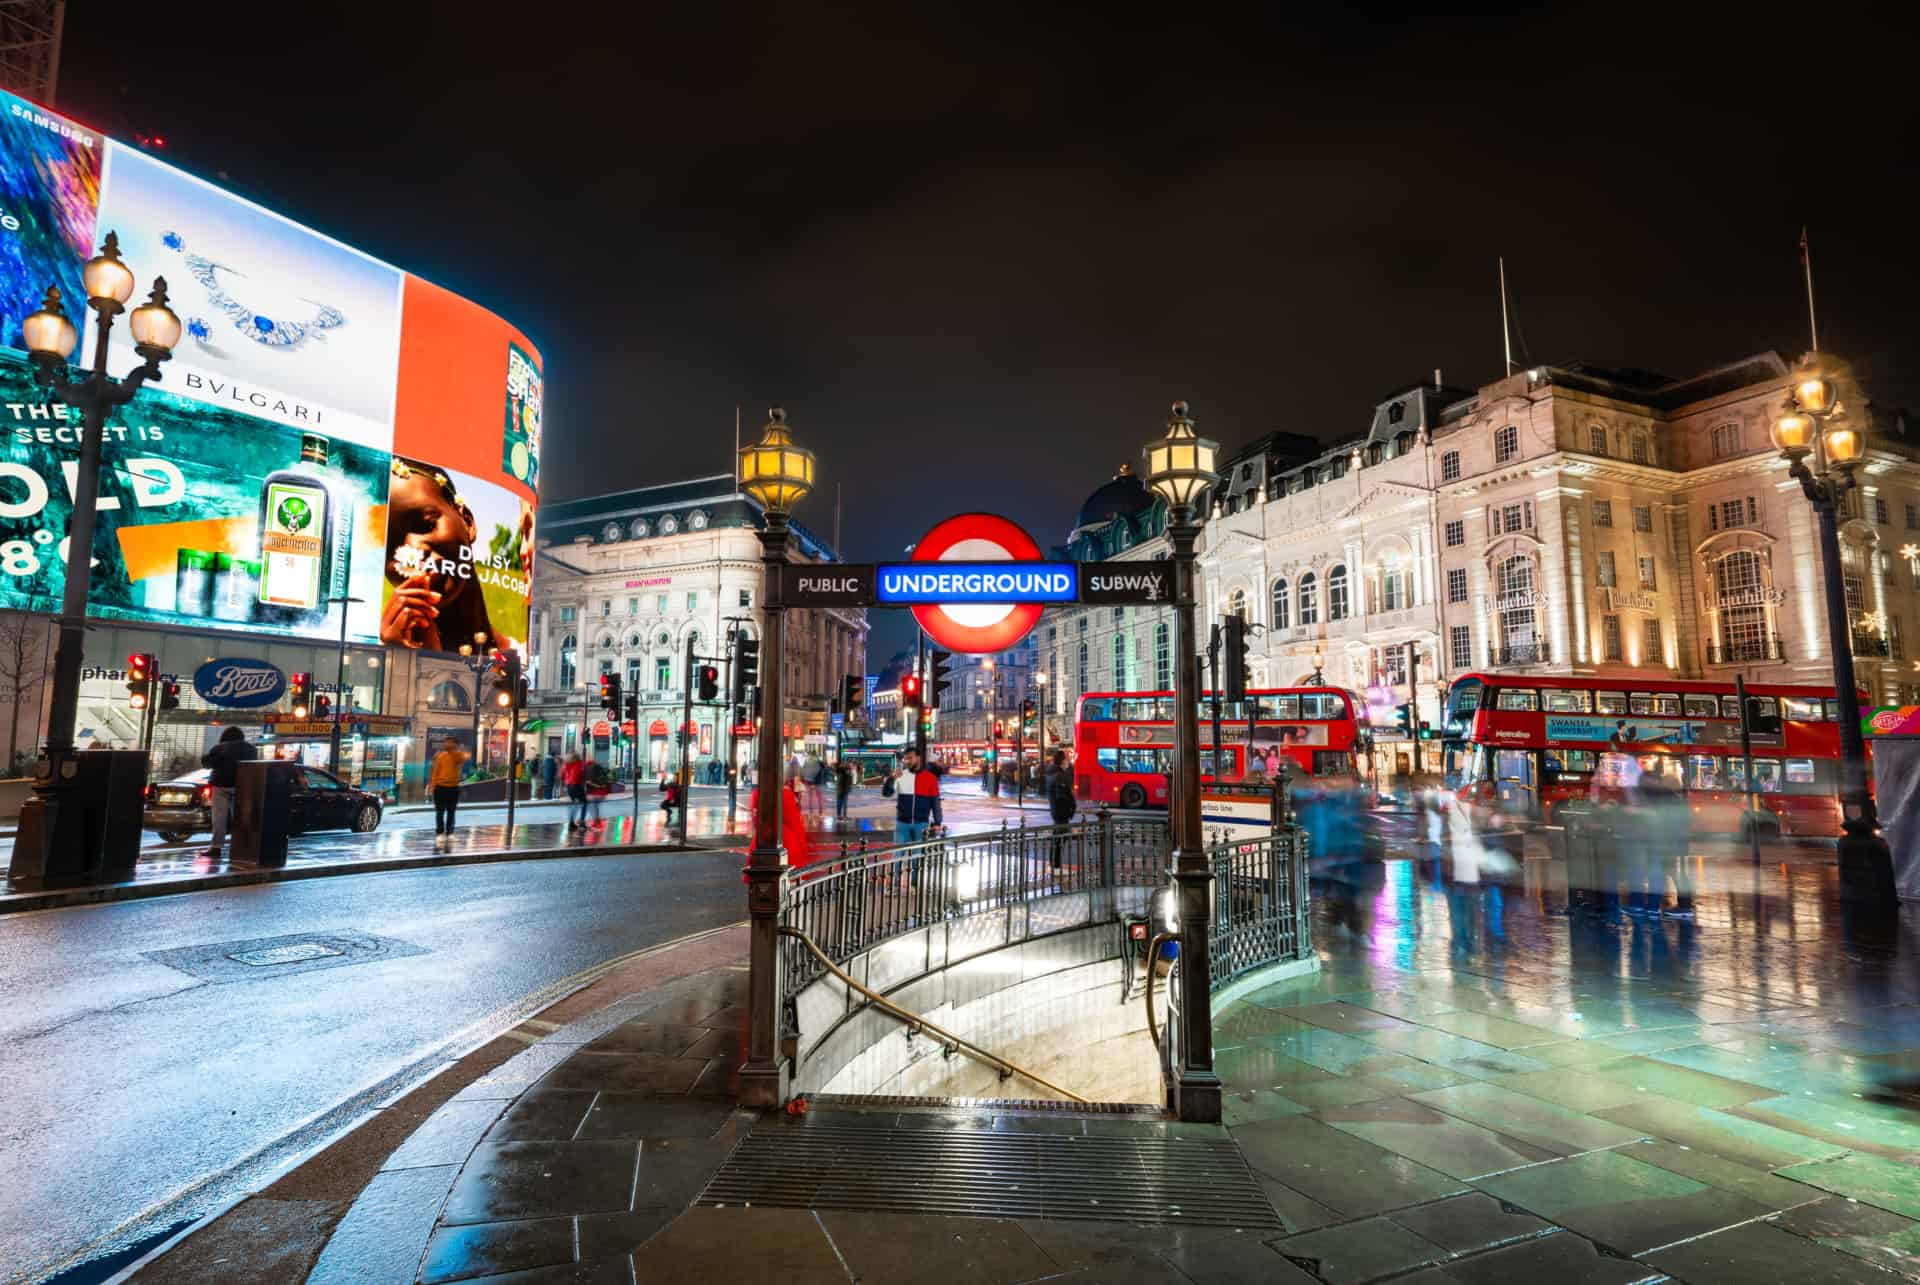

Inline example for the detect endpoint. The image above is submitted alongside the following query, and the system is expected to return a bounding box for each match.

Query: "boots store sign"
[781,513,1176,653]
[192,658,287,708]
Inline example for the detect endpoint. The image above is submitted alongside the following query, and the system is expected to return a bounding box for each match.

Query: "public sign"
[909,513,1049,653]
[784,564,874,607]
[193,657,286,708]
[1079,561,1173,604]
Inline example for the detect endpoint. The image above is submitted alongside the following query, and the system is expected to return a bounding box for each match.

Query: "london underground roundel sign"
[909,513,1047,653]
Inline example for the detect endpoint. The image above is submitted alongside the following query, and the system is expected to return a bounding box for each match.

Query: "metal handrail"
[777,925,1090,1103]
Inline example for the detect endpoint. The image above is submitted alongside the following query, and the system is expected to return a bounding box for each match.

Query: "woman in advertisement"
[380,456,496,652]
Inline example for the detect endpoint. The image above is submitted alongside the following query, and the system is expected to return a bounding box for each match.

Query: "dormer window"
[602,521,622,542]
[659,514,679,534]
[1388,402,1405,424]
[629,518,649,539]
[688,510,709,530]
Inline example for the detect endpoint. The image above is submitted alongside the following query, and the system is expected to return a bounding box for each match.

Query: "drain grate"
[808,1094,1164,1116]
[697,1117,1281,1229]
[228,942,345,967]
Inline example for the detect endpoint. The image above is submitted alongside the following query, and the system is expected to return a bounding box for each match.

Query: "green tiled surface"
[1642,1218,1890,1283]
[1594,1098,1850,1170]
[1776,1195,1920,1277]
[1419,1009,1566,1050]
[1230,1116,1467,1217]
[1483,1067,1649,1113]
[1316,1097,1555,1180]
[1735,1089,1920,1155]
[1780,1152,1920,1220]
[1409,1082,1645,1156]
[1619,1140,1825,1211]
[1586,1055,1779,1109]
[1273,1215,1448,1283]
[1473,1149,1770,1256]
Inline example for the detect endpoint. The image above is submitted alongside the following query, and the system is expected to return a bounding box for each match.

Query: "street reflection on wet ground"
[1213,823,1920,1281]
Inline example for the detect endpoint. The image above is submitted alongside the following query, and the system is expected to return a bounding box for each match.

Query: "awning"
[521,718,547,732]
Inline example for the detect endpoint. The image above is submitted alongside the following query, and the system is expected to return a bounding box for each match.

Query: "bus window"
[1823,699,1840,722]
[1782,695,1822,721]
[1785,757,1816,785]
[1688,754,1722,790]
[1495,688,1538,711]
[1312,750,1354,777]
[1640,753,1683,785]
[1301,693,1346,719]
[1544,688,1591,712]
[1752,758,1783,792]
[1684,695,1720,718]
[1082,698,1117,722]
[1447,680,1483,717]
[1631,694,1682,716]
[1266,694,1300,719]
[1557,749,1598,774]
[1596,691,1629,715]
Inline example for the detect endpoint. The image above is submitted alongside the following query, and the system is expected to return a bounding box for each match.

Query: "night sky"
[54,3,1918,660]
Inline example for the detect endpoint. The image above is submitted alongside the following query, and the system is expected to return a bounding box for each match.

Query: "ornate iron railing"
[1707,636,1786,664]
[1207,830,1312,990]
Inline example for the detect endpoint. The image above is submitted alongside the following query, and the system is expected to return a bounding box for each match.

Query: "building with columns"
[525,474,867,777]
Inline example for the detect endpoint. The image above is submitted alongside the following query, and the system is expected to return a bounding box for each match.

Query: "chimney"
[1434,368,1443,389]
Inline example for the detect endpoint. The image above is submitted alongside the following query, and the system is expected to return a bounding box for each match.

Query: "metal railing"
[1853,633,1892,658]
[1208,831,1312,989]
[1496,641,1552,665]
[778,810,1168,1004]
[776,807,1313,1008]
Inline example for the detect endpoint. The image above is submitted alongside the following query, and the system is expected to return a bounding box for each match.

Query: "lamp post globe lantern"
[10,233,178,883]
[738,405,814,1109]
[1139,398,1222,1122]
[1771,355,1894,907]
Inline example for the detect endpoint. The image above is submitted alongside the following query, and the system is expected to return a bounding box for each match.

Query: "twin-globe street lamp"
[1769,362,1896,901]
[737,407,815,1107]
[1142,399,1223,1122]
[15,234,181,870]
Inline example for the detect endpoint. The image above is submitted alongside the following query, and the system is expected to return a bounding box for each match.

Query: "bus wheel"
[1119,783,1148,809]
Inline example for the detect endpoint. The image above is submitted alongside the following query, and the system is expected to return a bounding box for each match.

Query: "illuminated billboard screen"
[0,91,540,653]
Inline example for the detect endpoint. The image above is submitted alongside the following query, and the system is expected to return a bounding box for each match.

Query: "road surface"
[0,849,744,1283]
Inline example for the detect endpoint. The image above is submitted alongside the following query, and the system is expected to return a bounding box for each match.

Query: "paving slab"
[1315,1096,1557,1180]
[1642,1218,1894,1283]
[1473,1148,1770,1256]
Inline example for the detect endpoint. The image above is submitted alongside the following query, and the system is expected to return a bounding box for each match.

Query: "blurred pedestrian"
[884,747,942,844]
[1045,749,1076,869]
[562,753,588,830]
[198,726,257,859]
[540,750,558,800]
[834,757,853,821]
[428,736,470,850]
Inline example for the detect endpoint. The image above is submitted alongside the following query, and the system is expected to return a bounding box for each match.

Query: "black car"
[143,766,384,842]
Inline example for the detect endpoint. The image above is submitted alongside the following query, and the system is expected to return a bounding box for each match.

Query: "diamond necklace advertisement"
[0,88,541,653]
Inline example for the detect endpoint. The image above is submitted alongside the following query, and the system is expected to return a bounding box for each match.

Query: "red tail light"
[143,784,153,802]
[197,784,212,802]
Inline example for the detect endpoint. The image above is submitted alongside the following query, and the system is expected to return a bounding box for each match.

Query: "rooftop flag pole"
[733,405,740,486]
[1801,227,1820,353]
[1499,257,1515,376]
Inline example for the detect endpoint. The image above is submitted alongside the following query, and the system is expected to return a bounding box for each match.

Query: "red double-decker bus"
[1440,671,1870,837]
[1073,687,1366,808]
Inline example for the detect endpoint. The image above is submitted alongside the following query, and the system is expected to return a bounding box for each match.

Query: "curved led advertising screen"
[0,91,540,654]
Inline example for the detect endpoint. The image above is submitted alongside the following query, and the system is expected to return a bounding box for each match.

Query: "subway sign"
[875,562,1077,604]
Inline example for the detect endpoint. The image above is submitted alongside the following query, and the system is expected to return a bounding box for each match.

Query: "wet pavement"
[133,825,1920,1282]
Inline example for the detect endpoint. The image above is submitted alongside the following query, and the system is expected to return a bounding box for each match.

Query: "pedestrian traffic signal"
[600,672,621,714]
[1221,615,1249,703]
[126,653,154,709]
[159,679,180,711]
[993,721,1004,739]
[697,664,720,701]
[901,673,922,709]
[288,671,311,718]
[622,692,639,722]
[314,693,333,720]
[842,674,863,714]
[928,650,954,709]
[1418,720,1435,740]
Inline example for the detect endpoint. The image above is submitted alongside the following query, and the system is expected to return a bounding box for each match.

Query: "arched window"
[1497,555,1537,659]
[1380,555,1407,612]
[559,634,577,689]
[1494,424,1519,463]
[1298,572,1319,626]
[1154,622,1171,689]
[1271,579,1290,631]
[1227,588,1248,621]
[1112,634,1129,691]
[1716,550,1770,661]
[1327,565,1349,621]
[429,679,471,711]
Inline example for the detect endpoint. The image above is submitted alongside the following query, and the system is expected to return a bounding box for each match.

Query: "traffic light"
[288,671,312,719]
[314,692,333,720]
[159,679,180,711]
[993,720,1004,739]
[735,637,760,700]
[1744,698,1783,735]
[1392,703,1413,737]
[1418,720,1435,740]
[1221,614,1249,703]
[842,674,863,714]
[125,653,154,709]
[928,650,953,709]
[600,671,621,714]
[697,663,720,701]
[622,692,639,723]
[901,673,922,709]
[1021,698,1036,731]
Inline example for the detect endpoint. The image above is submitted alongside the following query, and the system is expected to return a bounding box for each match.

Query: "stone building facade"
[527,474,867,777]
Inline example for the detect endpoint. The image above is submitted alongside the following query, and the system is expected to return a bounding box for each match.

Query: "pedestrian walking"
[198,726,258,859]
[540,751,558,800]
[834,757,853,822]
[429,736,469,850]
[883,747,943,845]
[1044,749,1076,869]
[562,753,588,830]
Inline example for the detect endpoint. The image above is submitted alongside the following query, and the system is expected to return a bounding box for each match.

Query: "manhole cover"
[144,931,427,981]
[228,942,346,967]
